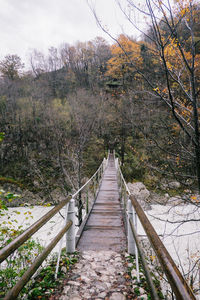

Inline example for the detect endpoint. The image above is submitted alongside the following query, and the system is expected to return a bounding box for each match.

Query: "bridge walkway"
[77,154,126,251]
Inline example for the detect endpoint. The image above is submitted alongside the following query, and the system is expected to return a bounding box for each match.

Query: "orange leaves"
[173,0,191,18]
[172,123,180,135]
[190,195,199,203]
[106,34,143,80]
[176,155,180,165]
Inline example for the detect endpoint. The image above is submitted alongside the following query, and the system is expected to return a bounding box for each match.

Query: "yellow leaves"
[153,87,160,93]
[190,195,199,203]
[173,0,191,18]
[164,37,192,72]
[1,228,8,234]
[179,7,189,17]
[43,203,51,207]
[106,34,143,80]
[150,255,156,262]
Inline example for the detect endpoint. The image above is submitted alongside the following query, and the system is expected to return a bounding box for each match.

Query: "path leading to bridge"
[77,153,126,252]
[56,250,148,300]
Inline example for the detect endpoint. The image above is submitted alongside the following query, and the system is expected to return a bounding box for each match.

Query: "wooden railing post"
[66,199,75,253]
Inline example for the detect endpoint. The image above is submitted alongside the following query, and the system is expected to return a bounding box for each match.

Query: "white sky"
[0,0,147,68]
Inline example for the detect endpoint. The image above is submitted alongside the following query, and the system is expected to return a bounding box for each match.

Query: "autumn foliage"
[106,35,143,81]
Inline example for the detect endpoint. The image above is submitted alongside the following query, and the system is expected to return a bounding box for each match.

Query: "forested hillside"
[0,0,200,204]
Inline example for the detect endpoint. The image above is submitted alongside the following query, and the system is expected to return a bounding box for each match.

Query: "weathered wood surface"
[77,154,126,251]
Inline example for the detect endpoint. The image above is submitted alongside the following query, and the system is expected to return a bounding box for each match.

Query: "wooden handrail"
[130,194,196,300]
[4,220,72,300]
[0,196,71,263]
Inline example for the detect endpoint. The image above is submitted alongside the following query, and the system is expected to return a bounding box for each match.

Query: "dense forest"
[0,0,200,204]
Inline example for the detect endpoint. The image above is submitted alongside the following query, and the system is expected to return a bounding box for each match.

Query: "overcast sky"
[0,0,146,68]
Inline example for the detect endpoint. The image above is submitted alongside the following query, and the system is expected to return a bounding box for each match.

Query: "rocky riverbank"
[1,178,199,208]
[127,181,199,209]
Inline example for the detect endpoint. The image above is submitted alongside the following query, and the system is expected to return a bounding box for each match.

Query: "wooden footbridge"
[0,151,196,299]
[77,153,126,252]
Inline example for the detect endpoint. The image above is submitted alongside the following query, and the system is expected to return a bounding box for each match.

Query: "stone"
[70,296,82,300]
[160,183,168,190]
[168,196,182,205]
[168,181,181,189]
[61,266,67,273]
[96,283,107,291]
[81,275,90,283]
[98,292,107,298]
[62,286,70,294]
[33,180,40,187]
[83,293,91,299]
[127,182,150,205]
[82,254,93,261]
[67,281,81,286]
[105,282,111,289]
[115,254,121,257]
[141,295,148,300]
[109,292,126,300]
[90,288,95,294]
[115,256,122,262]
[139,287,145,294]
[100,275,109,282]
[131,269,137,278]
[184,189,192,194]
[74,263,82,269]
[59,296,68,300]
[127,263,133,268]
